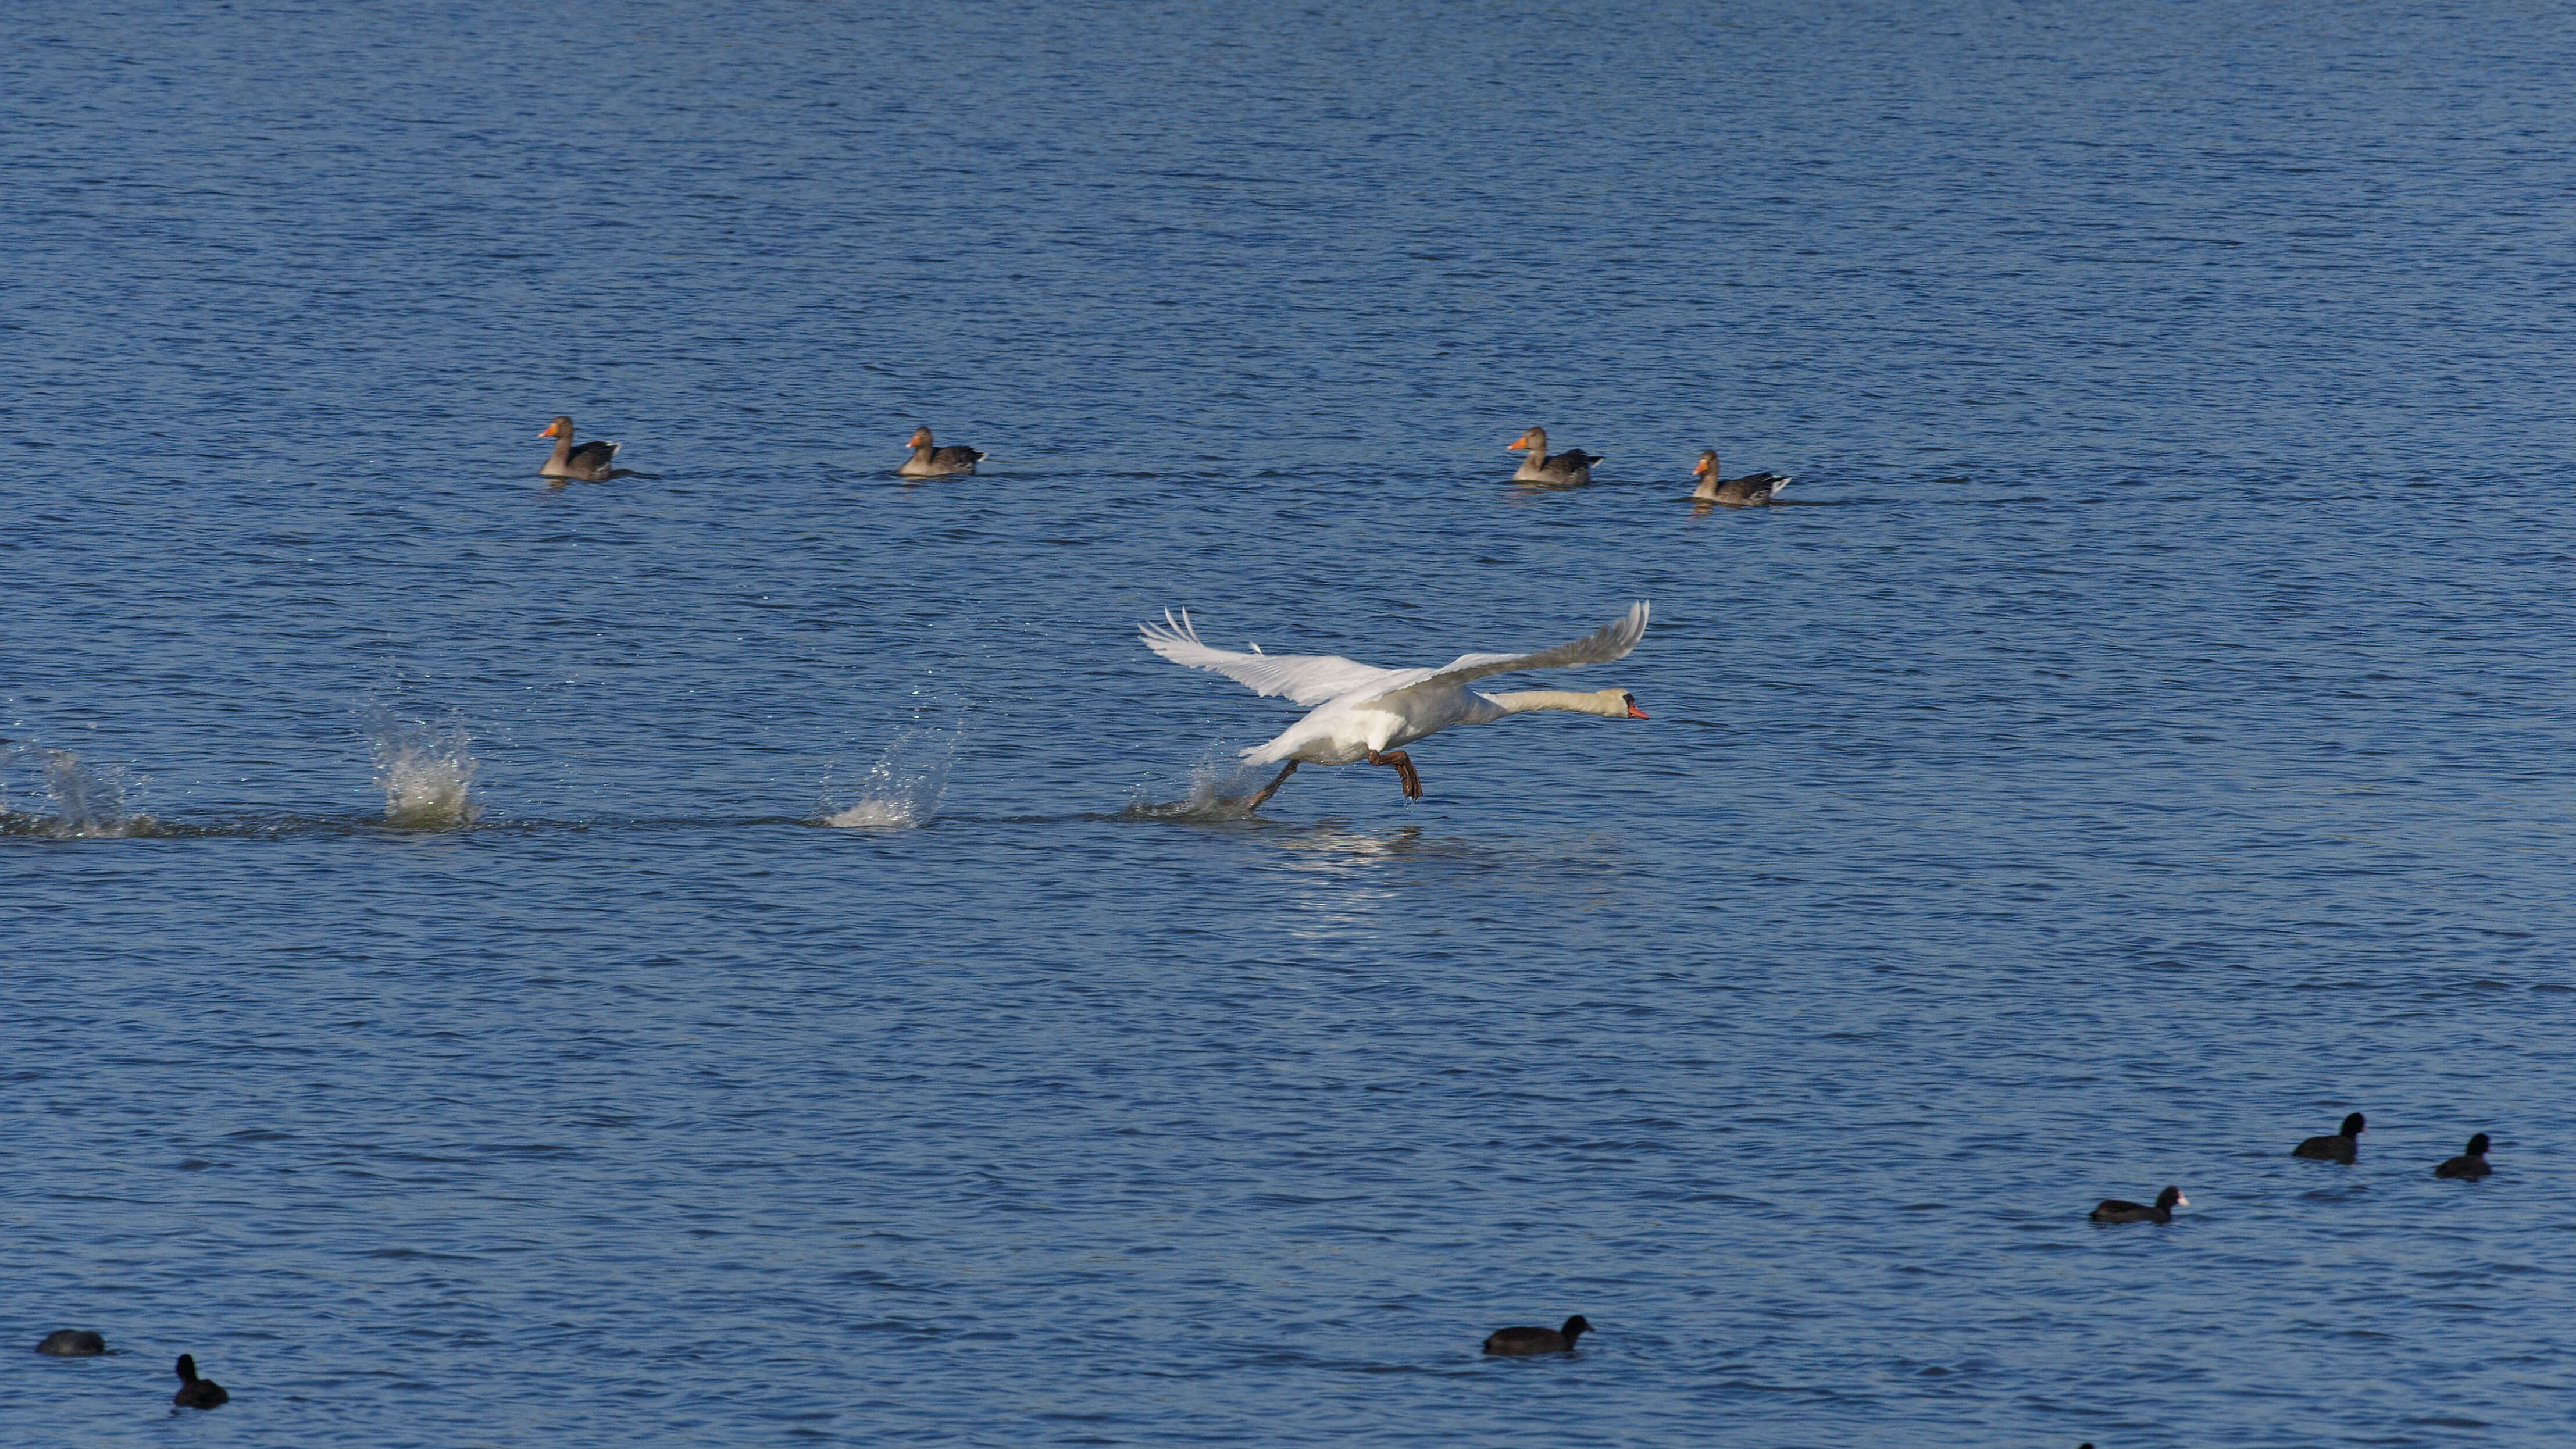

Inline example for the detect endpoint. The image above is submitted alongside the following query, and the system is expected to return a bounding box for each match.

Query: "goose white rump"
[1139,602,1651,808]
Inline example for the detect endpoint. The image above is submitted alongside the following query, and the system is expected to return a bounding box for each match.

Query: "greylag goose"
[537,416,620,481]
[1507,427,1600,486]
[2089,1185,2186,1223]
[1690,450,1792,506]
[899,426,985,477]
[2434,1133,2492,1179]
[172,1354,227,1409]
[2292,1112,2366,1164]
[1483,1315,1592,1355]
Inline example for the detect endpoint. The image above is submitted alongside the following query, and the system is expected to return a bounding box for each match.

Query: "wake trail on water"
[361,707,480,829]
[819,722,960,829]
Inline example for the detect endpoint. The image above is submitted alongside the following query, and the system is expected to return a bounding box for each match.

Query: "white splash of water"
[34,748,155,838]
[1121,749,1271,820]
[362,708,480,829]
[822,727,958,830]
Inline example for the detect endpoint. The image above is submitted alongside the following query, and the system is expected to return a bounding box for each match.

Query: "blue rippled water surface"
[7,2,2576,1444]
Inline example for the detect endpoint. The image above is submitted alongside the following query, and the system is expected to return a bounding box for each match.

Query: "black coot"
[2090,1186,2186,1223]
[2293,1112,2367,1164]
[2434,1133,2493,1179]
[172,1354,228,1409]
[1483,1315,1593,1355]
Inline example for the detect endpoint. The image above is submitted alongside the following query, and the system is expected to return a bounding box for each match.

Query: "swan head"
[908,426,936,449]
[1691,450,1717,477]
[540,416,572,439]
[1508,427,1546,454]
[1573,688,1649,718]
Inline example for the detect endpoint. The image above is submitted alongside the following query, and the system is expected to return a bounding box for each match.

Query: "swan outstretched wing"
[1140,609,1400,706]
[1396,601,1651,694]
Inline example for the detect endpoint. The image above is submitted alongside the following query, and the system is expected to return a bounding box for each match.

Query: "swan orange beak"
[1626,700,1650,719]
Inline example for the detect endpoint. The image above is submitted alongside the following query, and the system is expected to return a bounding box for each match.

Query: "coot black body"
[2434,1133,2493,1179]
[1483,1315,1593,1355]
[172,1354,228,1409]
[2293,1112,2367,1164]
[2089,1186,2187,1223]
[35,1330,105,1356]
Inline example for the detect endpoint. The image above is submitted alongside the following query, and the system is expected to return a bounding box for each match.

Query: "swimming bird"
[35,1330,104,1356]
[898,426,985,477]
[1140,602,1651,810]
[2293,1112,2367,1164]
[1484,1315,1593,1355]
[2089,1186,2186,1223]
[2434,1133,2492,1179]
[1690,450,1792,506]
[172,1354,227,1409]
[537,416,621,481]
[1506,427,1601,486]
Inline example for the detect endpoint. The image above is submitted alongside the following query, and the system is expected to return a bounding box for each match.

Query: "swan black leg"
[1365,749,1422,800]
[1244,760,1297,812]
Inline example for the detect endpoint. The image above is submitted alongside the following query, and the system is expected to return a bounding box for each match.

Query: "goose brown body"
[900,426,985,477]
[1690,449,1792,506]
[1507,427,1600,486]
[538,416,620,481]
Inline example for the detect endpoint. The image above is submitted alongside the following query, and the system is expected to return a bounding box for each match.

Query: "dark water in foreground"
[7,2,2576,1444]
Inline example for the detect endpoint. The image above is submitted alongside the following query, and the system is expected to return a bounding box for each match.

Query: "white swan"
[1140,602,1651,809]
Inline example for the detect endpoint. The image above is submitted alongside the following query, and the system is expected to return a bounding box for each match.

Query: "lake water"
[7,2,2576,1444]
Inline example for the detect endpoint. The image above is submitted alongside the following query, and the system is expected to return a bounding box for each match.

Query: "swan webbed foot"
[1243,760,1297,812]
[1367,749,1422,800]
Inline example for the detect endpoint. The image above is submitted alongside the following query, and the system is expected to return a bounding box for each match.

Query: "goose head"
[908,426,936,449]
[540,416,573,440]
[1691,450,1718,479]
[1508,427,1547,454]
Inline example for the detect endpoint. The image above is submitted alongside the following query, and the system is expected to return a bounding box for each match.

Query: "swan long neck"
[1487,688,1628,718]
